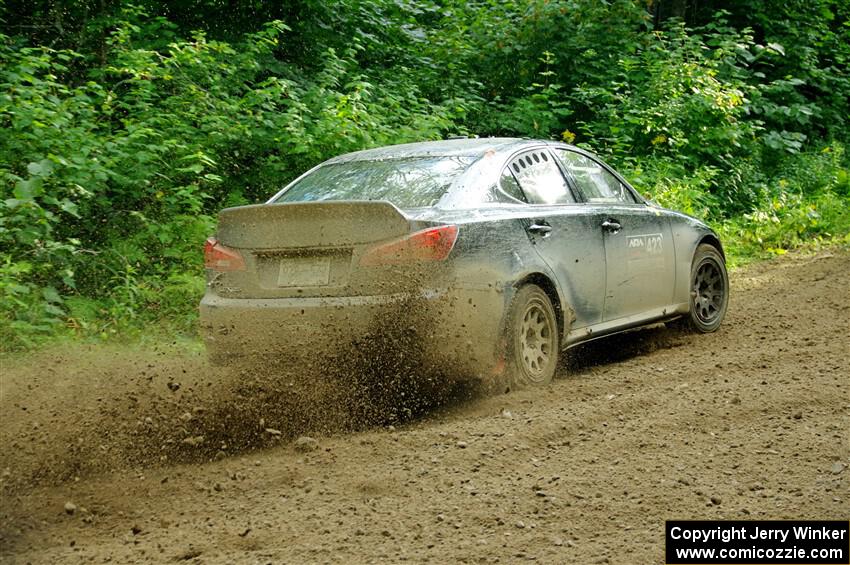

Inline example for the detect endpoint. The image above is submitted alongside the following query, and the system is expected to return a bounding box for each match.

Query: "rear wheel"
[685,244,729,332]
[504,284,559,389]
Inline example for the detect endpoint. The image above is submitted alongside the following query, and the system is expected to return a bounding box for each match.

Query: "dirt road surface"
[1,250,848,563]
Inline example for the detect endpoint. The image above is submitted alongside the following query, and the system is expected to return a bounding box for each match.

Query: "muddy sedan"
[200,138,728,388]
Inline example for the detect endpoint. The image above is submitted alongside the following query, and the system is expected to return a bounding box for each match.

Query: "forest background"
[1,0,848,350]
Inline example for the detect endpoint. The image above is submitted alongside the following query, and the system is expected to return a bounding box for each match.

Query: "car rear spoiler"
[215,200,411,249]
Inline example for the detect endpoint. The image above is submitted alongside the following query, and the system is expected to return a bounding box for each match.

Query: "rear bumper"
[198,285,509,378]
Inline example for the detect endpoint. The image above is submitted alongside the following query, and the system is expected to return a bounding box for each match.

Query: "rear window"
[273,157,475,209]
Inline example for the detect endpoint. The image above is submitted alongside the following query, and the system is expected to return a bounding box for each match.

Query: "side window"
[555,150,636,204]
[508,150,574,205]
[498,168,528,203]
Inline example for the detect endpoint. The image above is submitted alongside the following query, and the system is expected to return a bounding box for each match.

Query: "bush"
[1,2,848,350]
[0,12,461,350]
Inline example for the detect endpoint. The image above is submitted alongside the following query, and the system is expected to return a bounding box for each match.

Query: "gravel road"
[1,250,848,563]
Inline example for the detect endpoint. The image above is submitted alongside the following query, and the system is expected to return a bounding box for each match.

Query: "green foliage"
[479,51,572,137]
[718,144,850,259]
[0,1,848,350]
[575,21,760,159]
[0,8,459,350]
[622,159,722,220]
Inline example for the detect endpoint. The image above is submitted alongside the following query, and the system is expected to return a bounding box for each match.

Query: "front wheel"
[685,244,729,332]
[504,284,559,389]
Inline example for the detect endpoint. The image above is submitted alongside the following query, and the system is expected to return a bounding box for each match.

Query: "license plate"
[277,257,331,287]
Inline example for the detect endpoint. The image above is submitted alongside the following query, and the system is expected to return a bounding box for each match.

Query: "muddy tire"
[504,284,559,389]
[685,244,729,333]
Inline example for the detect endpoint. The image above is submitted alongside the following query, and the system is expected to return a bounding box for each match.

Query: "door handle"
[526,223,553,236]
[601,219,621,233]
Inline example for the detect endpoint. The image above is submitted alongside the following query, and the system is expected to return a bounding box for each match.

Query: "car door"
[501,148,607,330]
[553,148,676,321]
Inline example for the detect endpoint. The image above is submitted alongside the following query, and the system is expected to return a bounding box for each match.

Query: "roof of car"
[325,137,539,163]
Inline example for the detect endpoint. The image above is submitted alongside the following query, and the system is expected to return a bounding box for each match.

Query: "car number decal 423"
[627,233,664,258]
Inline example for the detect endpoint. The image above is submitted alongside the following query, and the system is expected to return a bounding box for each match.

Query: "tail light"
[359,225,459,266]
[204,237,246,271]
